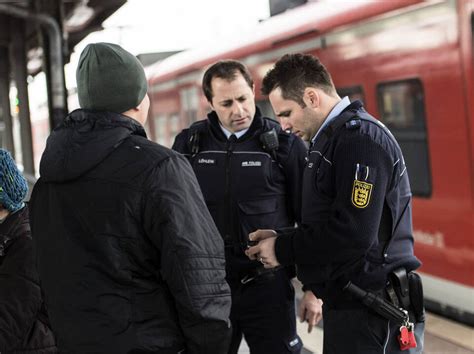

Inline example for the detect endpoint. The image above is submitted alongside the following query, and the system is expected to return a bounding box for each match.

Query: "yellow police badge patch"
[352,180,373,208]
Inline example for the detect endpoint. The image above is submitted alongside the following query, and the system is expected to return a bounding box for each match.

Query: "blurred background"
[0,0,472,353]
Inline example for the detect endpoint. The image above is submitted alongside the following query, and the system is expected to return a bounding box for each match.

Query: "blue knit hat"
[0,149,28,212]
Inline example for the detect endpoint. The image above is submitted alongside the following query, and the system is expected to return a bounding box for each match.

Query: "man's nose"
[233,102,244,116]
[280,118,291,131]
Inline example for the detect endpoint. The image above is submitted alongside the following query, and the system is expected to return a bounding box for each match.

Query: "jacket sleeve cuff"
[275,231,295,266]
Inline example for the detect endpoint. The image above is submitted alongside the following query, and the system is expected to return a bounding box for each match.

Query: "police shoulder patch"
[352,180,373,208]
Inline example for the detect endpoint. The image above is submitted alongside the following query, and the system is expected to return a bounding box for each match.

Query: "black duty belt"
[343,267,425,323]
[343,281,409,324]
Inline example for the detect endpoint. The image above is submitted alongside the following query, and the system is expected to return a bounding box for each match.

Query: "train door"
[470,2,474,198]
[462,0,474,203]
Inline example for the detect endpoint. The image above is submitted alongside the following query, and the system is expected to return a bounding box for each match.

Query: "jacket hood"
[40,109,146,182]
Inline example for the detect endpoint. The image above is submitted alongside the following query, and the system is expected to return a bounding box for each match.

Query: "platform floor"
[238,312,474,353]
[238,283,474,354]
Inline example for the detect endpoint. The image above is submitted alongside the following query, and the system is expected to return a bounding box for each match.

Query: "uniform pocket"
[238,197,279,244]
[238,198,278,215]
[314,160,335,200]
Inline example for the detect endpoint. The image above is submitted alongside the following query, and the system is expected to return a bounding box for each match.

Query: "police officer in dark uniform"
[246,53,425,354]
[173,60,322,353]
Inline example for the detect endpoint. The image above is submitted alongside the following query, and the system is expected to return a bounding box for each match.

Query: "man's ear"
[121,106,139,116]
[208,99,215,111]
[134,99,145,111]
[303,87,320,108]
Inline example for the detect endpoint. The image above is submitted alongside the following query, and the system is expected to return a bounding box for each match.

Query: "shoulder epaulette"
[188,119,208,155]
[189,119,207,129]
[345,119,361,130]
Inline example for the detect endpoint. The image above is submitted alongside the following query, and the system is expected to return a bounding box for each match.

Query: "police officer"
[246,53,425,354]
[173,60,322,353]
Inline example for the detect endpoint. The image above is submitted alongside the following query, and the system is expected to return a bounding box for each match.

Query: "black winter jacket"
[0,206,57,353]
[29,110,231,354]
[173,108,307,278]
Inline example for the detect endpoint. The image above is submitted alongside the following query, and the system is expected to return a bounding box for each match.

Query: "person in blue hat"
[0,149,57,353]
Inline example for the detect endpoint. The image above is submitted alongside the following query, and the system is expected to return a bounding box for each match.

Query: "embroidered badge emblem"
[352,180,373,208]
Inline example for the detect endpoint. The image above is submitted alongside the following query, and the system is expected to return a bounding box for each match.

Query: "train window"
[336,86,365,104]
[153,115,168,147]
[180,87,199,126]
[472,13,474,69]
[169,114,181,147]
[377,79,432,197]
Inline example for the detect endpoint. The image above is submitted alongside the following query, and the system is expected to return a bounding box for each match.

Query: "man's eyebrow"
[276,110,291,117]
[219,99,233,105]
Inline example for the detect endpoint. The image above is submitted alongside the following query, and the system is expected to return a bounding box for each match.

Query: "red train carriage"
[146,0,474,324]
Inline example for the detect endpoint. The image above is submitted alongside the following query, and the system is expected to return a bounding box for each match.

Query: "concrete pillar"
[37,0,67,129]
[0,14,15,156]
[10,18,35,176]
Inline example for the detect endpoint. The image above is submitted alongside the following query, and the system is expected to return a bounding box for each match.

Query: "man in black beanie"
[29,42,231,354]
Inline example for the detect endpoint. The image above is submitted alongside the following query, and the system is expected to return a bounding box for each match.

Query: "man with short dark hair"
[173,59,320,354]
[247,53,425,354]
[30,42,231,354]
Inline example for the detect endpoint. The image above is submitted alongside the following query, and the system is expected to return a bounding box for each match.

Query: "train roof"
[147,0,431,85]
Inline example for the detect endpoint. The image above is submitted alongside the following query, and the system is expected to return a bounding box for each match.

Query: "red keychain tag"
[398,326,410,349]
[398,323,417,350]
[407,324,417,349]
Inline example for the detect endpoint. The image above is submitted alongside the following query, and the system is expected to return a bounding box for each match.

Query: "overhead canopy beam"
[0,4,66,127]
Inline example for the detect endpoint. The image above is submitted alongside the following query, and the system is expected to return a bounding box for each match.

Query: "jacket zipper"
[224,138,235,246]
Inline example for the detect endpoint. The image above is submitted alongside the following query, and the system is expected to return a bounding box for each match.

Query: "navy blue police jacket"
[173,107,307,278]
[274,100,421,305]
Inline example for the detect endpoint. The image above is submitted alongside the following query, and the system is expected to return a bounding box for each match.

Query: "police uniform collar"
[322,100,364,135]
[206,106,264,142]
[311,96,351,145]
[344,99,363,111]
[310,100,364,151]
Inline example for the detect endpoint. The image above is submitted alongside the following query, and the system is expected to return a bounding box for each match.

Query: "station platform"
[238,283,474,353]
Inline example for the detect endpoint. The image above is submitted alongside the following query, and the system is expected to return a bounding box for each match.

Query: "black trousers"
[323,305,424,354]
[227,269,302,354]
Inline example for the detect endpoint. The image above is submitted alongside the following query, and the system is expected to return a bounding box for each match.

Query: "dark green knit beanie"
[76,42,147,113]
